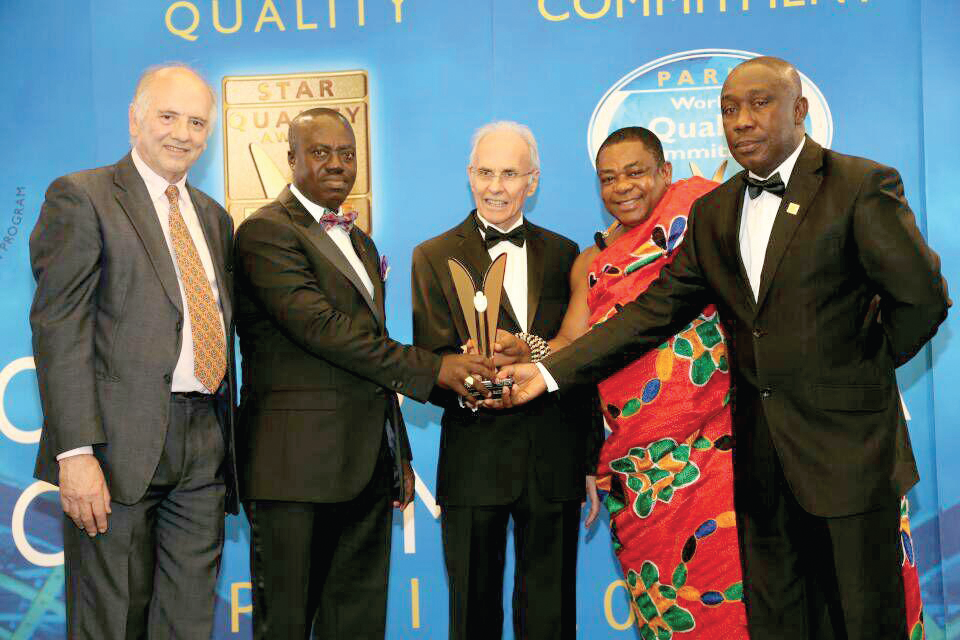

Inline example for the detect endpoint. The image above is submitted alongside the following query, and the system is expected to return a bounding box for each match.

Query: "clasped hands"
[455,333,598,526]
[454,329,547,410]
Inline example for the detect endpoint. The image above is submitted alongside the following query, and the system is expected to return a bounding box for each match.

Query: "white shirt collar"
[289,183,339,224]
[747,137,806,188]
[131,148,188,202]
[476,212,525,238]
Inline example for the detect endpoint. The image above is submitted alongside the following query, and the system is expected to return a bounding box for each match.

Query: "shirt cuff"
[457,394,479,413]
[535,362,559,392]
[56,446,94,460]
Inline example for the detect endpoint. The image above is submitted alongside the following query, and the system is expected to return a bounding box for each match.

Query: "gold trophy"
[447,254,514,399]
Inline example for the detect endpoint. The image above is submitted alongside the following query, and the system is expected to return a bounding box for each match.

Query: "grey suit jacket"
[29,153,239,511]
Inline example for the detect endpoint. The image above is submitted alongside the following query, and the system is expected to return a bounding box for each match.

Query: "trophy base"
[468,377,514,400]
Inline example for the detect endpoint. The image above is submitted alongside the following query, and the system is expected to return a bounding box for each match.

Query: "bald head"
[130,65,217,135]
[288,108,353,153]
[726,56,802,100]
[720,56,808,177]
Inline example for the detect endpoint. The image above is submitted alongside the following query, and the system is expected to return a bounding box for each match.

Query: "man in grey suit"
[29,64,237,638]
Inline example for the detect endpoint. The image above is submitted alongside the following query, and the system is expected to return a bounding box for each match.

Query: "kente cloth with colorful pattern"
[165,185,226,393]
[586,177,926,638]
[587,177,749,638]
[901,496,926,640]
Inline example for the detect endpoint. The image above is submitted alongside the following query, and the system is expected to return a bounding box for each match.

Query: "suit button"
[753,328,765,338]
[163,374,172,384]
[760,387,772,399]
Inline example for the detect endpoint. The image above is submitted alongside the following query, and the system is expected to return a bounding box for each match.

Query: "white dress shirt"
[738,138,806,300]
[290,184,374,298]
[538,138,807,393]
[132,149,227,392]
[476,214,528,331]
[459,214,530,411]
[58,149,227,460]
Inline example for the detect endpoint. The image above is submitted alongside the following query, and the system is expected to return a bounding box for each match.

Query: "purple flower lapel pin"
[379,255,390,282]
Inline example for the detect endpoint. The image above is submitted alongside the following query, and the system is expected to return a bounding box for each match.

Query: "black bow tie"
[743,172,786,199]
[483,225,526,249]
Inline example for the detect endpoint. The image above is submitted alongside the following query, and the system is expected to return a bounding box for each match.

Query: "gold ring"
[464,376,475,387]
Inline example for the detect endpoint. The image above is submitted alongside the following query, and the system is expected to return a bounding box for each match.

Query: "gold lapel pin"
[786,202,800,215]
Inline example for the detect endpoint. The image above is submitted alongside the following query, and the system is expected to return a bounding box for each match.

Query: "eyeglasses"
[469,167,537,185]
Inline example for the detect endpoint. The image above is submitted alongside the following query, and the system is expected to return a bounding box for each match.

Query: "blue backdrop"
[1,1,957,637]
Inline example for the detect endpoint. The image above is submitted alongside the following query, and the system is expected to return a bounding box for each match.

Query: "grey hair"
[130,64,218,142]
[469,121,541,171]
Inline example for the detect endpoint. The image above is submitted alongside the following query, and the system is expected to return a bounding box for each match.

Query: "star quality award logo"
[222,70,372,232]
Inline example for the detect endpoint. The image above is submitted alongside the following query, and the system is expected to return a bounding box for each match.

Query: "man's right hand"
[487,363,547,408]
[437,353,496,400]
[58,454,111,537]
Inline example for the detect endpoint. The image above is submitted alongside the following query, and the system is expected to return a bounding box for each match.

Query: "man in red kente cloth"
[497,124,926,639]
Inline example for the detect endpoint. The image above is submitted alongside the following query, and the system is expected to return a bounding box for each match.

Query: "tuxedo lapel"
[525,223,545,332]
[723,176,756,311]
[755,139,824,310]
[350,228,386,327]
[453,212,522,329]
[112,154,183,314]
[188,184,232,325]
[281,188,381,324]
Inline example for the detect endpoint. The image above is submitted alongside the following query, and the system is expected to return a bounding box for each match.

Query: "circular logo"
[0,357,40,444]
[587,49,833,181]
[13,481,63,567]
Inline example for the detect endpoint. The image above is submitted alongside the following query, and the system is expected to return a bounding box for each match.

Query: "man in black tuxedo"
[30,65,237,638]
[411,122,603,639]
[234,108,493,639]
[498,58,948,639]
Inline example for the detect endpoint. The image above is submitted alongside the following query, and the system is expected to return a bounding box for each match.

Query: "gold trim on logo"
[221,70,372,232]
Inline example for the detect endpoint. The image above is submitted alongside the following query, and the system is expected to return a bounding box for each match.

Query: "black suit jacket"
[30,153,239,513]
[234,186,442,504]
[546,139,948,518]
[411,212,603,506]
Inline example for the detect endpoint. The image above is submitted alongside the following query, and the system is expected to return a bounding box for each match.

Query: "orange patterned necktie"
[165,185,226,393]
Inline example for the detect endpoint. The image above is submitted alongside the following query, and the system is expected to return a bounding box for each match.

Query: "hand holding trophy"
[448,254,514,400]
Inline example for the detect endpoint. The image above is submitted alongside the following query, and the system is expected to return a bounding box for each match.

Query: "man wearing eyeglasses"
[410,121,603,639]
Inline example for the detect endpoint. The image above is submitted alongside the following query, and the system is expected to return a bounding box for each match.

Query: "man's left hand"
[492,330,531,367]
[394,461,415,510]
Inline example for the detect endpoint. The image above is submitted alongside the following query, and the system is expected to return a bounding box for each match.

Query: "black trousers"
[440,463,581,640]
[62,394,226,640]
[736,408,907,640]
[245,436,394,639]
